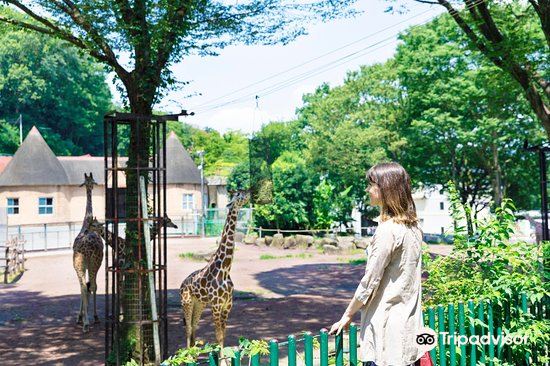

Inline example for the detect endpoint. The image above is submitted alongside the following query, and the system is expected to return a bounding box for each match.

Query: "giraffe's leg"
[74,255,89,332]
[190,300,205,346]
[181,289,194,348]
[89,257,102,324]
[212,301,232,366]
[79,276,90,332]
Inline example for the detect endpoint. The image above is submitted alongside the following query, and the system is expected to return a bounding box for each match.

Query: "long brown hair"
[367,162,418,227]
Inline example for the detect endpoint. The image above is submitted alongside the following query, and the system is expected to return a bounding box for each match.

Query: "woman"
[329,162,425,366]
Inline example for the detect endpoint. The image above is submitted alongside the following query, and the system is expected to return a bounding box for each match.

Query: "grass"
[337,257,367,265]
[259,253,313,260]
[179,252,206,262]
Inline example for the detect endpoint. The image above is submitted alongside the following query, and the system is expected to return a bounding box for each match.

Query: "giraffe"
[179,190,250,352]
[73,172,103,332]
[87,215,178,319]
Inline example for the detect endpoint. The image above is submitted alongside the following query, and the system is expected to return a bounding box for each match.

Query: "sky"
[111,1,445,134]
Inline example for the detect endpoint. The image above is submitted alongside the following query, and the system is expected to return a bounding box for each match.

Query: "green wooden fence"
[173,292,548,366]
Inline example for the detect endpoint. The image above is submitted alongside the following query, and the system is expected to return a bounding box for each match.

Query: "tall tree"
[0,18,112,155]
[0,1,359,362]
[397,0,550,138]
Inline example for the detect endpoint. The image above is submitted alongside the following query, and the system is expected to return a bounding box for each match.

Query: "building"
[206,175,229,208]
[351,184,491,238]
[0,127,203,227]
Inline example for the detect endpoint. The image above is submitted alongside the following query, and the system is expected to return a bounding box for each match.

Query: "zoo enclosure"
[4,207,253,251]
[171,292,548,366]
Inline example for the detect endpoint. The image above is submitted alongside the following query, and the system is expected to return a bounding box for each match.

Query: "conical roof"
[166,131,201,184]
[0,126,69,186]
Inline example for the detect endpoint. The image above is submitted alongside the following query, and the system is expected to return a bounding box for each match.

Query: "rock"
[323,244,342,255]
[256,237,266,246]
[321,237,338,247]
[337,236,355,251]
[295,234,314,248]
[234,231,245,243]
[353,238,370,250]
[272,233,285,248]
[243,234,258,245]
[283,236,297,249]
[264,235,273,246]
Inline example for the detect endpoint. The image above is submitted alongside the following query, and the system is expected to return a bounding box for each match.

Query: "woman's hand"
[328,314,352,335]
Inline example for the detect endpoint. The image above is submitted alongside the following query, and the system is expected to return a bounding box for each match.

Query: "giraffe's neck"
[81,187,93,231]
[212,204,240,272]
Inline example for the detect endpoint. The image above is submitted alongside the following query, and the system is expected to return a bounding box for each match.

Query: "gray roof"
[0,126,69,186]
[166,132,201,184]
[0,128,201,187]
[59,158,105,185]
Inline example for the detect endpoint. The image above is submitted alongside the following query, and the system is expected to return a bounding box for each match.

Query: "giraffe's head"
[87,216,104,236]
[163,214,178,229]
[226,190,250,209]
[79,172,98,189]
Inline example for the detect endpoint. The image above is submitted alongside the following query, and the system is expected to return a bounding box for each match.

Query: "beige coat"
[354,218,424,366]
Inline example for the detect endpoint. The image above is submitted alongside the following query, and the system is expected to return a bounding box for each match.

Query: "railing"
[166,292,549,366]
[0,236,25,283]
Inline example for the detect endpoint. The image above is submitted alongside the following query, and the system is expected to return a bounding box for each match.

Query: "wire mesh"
[104,112,172,365]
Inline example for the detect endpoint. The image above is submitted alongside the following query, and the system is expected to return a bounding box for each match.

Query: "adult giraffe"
[179,190,250,351]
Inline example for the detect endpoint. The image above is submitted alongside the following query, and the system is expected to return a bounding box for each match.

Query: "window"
[183,194,194,210]
[38,197,53,215]
[7,198,19,215]
[440,202,444,210]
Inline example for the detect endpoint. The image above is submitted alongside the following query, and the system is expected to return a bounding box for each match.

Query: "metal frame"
[104,111,188,364]
[523,139,550,241]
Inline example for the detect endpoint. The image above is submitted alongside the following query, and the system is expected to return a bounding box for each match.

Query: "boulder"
[272,233,285,248]
[295,234,314,248]
[243,234,258,245]
[353,238,370,250]
[321,237,339,247]
[264,235,273,246]
[337,236,355,251]
[283,236,297,249]
[234,231,245,243]
[256,237,266,246]
[323,244,342,255]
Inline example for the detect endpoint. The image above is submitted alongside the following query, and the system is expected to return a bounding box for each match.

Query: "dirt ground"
[0,238,451,365]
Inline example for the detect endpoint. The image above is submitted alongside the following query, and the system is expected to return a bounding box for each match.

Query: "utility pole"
[18,114,22,145]
[197,150,206,237]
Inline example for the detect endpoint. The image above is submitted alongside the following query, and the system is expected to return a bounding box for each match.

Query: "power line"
[190,6,440,110]
[192,0,484,115]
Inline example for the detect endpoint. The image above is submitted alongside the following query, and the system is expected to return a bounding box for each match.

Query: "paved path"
[0,238,451,365]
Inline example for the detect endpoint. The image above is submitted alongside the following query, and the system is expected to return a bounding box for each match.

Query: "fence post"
[3,245,8,284]
[251,353,260,366]
[269,339,279,366]
[209,351,219,366]
[448,303,456,366]
[320,329,328,366]
[487,300,495,366]
[477,301,486,364]
[288,335,296,366]
[349,323,357,366]
[231,350,241,366]
[335,330,343,366]
[437,305,446,366]
[428,307,436,363]
[304,332,313,366]
[520,293,530,365]
[467,300,476,366]
[458,302,466,366]
[44,223,48,251]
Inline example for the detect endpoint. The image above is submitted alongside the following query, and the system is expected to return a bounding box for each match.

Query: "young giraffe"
[180,190,250,351]
[73,172,103,332]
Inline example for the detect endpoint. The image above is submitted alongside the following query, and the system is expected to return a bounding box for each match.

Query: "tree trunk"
[490,135,503,210]
[118,80,155,364]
